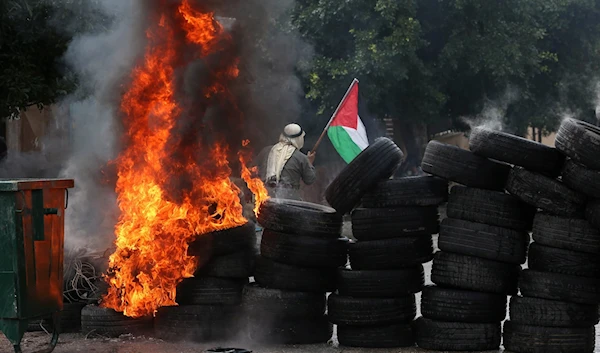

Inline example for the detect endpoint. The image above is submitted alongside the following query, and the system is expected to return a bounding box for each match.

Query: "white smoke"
[460,85,520,132]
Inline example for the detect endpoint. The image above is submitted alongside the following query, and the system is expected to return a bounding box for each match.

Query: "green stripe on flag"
[328,126,363,163]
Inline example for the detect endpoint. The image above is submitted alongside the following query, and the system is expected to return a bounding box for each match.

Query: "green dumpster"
[0,179,74,353]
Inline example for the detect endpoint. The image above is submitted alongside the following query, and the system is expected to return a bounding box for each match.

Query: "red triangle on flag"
[330,81,359,130]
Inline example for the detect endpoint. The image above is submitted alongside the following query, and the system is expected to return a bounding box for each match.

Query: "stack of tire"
[243,199,346,344]
[501,118,600,353]
[324,137,430,348]
[416,130,540,351]
[154,222,257,342]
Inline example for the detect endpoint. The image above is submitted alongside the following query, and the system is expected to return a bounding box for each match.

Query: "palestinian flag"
[327,79,369,163]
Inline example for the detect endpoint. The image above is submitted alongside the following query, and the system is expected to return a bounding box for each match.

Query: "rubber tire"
[351,206,439,240]
[438,218,528,264]
[245,315,332,344]
[348,237,433,270]
[562,159,600,198]
[176,277,245,305]
[421,285,506,323]
[447,185,534,230]
[155,305,237,342]
[532,213,600,254]
[361,176,448,207]
[327,294,416,326]
[188,222,256,257]
[253,256,336,293]
[509,296,599,328]
[519,269,600,305]
[506,166,586,217]
[414,317,501,351]
[325,137,404,214]
[528,242,600,278]
[431,252,520,295]
[337,323,415,348]
[81,305,153,337]
[260,229,348,268]
[195,249,256,278]
[503,321,595,353]
[469,126,564,176]
[241,283,326,319]
[421,140,510,191]
[586,199,600,229]
[555,117,600,170]
[27,303,86,333]
[258,199,342,237]
[337,266,424,297]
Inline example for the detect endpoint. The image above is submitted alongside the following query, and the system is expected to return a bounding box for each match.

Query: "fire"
[102,0,268,318]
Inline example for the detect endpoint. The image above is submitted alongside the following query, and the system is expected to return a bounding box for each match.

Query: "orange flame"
[101,0,268,318]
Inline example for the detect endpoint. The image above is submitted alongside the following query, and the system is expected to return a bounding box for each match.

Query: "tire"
[260,229,348,268]
[195,249,256,278]
[562,159,600,198]
[188,222,256,257]
[81,305,153,337]
[447,185,534,230]
[438,218,528,264]
[586,199,600,229]
[509,296,599,328]
[469,126,564,176]
[325,137,404,214]
[519,270,600,305]
[327,294,416,326]
[532,213,600,254]
[431,252,520,295]
[421,286,506,323]
[258,199,342,237]
[337,323,415,348]
[555,117,600,170]
[351,207,439,240]
[506,166,586,217]
[245,314,332,344]
[241,283,326,319]
[348,237,433,270]
[253,256,336,292]
[361,176,448,207]
[528,242,600,278]
[421,140,510,190]
[503,321,595,353]
[176,277,245,305]
[337,266,424,297]
[155,305,237,341]
[27,303,86,333]
[414,317,501,351]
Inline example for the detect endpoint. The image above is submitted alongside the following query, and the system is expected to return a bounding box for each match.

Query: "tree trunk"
[531,126,536,141]
[538,128,542,143]
[392,119,428,176]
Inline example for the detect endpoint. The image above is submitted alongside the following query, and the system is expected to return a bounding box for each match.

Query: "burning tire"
[175,277,246,305]
[348,236,433,270]
[469,126,565,176]
[327,294,416,326]
[446,185,535,231]
[555,117,600,170]
[562,159,600,198]
[438,218,529,264]
[241,283,326,318]
[195,249,257,278]
[259,229,348,268]
[528,242,600,278]
[325,137,404,214]
[506,166,585,217]
[350,206,439,241]
[509,296,599,328]
[253,256,336,292]
[421,286,507,323]
[518,270,600,305]
[337,265,424,297]
[421,140,510,191]
[81,305,153,337]
[361,176,448,208]
[337,323,414,348]
[414,317,501,351]
[503,321,595,353]
[187,222,256,258]
[532,213,600,254]
[154,305,237,342]
[258,199,342,238]
[431,252,520,295]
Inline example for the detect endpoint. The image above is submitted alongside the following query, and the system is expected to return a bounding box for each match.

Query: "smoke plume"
[460,85,520,132]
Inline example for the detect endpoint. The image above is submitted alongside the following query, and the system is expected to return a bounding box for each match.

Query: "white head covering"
[265,124,305,183]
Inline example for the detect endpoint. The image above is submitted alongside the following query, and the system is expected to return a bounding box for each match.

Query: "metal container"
[0,179,74,353]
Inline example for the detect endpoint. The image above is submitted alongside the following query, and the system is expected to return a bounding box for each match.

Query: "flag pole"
[310,78,359,154]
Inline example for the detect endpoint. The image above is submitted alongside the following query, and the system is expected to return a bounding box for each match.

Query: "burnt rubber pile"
[244,199,346,344]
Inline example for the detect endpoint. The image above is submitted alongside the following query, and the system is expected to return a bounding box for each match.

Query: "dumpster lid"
[0,179,74,191]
